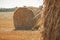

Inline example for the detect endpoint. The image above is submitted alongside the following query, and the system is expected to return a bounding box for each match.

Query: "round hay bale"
[13,8,36,30]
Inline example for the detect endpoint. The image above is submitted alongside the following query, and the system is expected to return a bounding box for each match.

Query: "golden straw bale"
[13,7,36,30]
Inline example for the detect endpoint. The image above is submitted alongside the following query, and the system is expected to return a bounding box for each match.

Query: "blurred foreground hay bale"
[32,0,60,40]
[42,0,60,40]
[13,7,37,30]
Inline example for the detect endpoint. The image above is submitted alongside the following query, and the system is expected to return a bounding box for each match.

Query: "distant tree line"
[0,7,17,12]
[0,6,43,12]
[39,5,43,10]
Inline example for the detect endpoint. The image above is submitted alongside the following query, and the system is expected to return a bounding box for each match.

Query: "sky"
[0,0,43,8]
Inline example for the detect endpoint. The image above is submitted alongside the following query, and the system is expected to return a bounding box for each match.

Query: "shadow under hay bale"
[13,8,36,30]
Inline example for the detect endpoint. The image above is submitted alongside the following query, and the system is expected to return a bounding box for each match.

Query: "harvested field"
[0,12,15,31]
[0,29,40,40]
[0,31,40,40]
[0,10,41,40]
